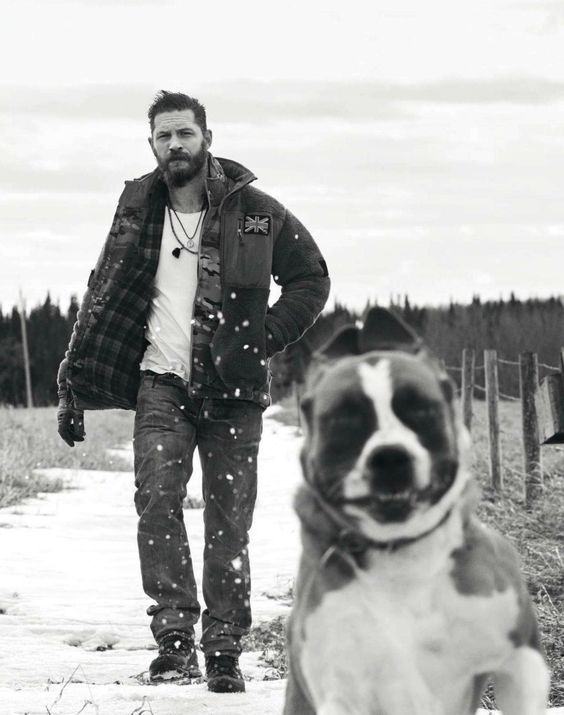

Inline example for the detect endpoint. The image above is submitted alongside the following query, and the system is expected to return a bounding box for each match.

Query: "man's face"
[149,109,212,187]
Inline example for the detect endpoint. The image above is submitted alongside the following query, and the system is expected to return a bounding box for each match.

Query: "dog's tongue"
[359,307,422,353]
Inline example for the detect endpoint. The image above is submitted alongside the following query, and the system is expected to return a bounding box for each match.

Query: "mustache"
[167,151,191,163]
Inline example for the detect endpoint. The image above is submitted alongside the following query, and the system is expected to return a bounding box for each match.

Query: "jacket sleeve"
[265,208,330,358]
[56,225,116,397]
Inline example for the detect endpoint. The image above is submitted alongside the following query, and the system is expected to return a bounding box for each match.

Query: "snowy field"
[0,409,559,714]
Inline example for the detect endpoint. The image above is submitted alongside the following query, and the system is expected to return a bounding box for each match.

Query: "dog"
[283,307,549,715]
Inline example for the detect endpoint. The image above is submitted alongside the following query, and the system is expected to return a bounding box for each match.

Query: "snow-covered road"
[0,410,300,714]
[0,411,559,714]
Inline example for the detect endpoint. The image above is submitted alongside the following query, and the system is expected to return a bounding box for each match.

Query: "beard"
[157,144,208,188]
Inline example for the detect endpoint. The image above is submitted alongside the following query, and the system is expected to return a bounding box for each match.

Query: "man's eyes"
[157,131,193,139]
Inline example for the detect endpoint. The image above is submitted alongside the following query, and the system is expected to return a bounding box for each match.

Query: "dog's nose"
[365,446,414,493]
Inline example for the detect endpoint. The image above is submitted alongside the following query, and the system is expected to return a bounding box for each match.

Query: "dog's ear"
[313,307,423,365]
[359,307,423,354]
[315,324,361,361]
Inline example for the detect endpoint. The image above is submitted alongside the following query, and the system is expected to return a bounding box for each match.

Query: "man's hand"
[57,393,85,447]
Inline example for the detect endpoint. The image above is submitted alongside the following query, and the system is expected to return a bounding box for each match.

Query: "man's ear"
[148,136,156,156]
[204,129,213,149]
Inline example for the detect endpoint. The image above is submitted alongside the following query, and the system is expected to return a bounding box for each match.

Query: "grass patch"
[242,615,288,677]
[0,406,134,508]
[471,400,564,707]
[269,395,564,706]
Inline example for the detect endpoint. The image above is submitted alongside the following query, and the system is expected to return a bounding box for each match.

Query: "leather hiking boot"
[149,632,202,682]
[205,653,245,693]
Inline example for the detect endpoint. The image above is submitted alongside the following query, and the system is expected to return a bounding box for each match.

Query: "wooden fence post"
[295,381,302,432]
[519,352,542,507]
[485,350,502,492]
[461,348,475,431]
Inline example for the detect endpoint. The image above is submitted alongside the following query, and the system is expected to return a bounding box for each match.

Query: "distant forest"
[1,293,563,407]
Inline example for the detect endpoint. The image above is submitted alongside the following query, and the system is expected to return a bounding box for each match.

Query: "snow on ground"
[0,410,559,714]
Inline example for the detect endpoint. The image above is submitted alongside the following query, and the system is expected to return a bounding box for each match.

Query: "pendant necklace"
[167,204,206,258]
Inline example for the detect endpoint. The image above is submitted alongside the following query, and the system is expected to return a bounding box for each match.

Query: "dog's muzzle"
[352,445,420,520]
[364,445,414,497]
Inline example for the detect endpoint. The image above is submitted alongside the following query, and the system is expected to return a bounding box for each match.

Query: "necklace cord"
[167,205,205,256]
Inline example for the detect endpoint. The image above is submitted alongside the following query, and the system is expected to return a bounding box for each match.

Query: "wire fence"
[443,348,562,507]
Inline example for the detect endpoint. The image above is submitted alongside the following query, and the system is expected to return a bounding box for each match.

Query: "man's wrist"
[57,387,73,405]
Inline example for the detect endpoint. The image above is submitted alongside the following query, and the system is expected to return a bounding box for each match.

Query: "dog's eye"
[406,405,441,422]
[321,413,365,429]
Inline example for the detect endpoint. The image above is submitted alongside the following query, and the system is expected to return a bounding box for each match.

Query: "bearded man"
[56,90,330,693]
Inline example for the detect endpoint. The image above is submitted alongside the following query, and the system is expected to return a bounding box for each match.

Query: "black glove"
[57,391,85,448]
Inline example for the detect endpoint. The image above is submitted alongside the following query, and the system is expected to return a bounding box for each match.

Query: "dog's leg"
[312,676,442,715]
[493,646,549,715]
[284,670,317,715]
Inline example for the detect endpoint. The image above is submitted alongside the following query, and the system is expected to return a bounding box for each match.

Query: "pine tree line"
[269,295,564,401]
[0,295,78,407]
[1,294,563,407]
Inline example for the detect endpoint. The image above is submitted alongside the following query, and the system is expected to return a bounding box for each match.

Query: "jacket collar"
[121,154,256,210]
[207,155,256,207]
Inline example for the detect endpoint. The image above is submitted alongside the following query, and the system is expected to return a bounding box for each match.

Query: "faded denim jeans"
[133,371,263,656]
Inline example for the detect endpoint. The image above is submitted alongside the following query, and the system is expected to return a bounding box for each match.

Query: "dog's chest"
[299,530,520,713]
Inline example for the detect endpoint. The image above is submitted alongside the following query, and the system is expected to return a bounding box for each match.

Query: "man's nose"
[168,136,183,151]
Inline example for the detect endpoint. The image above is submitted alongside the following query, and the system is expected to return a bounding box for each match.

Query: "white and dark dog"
[284,307,549,715]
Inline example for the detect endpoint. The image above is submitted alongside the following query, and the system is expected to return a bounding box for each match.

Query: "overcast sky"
[2,0,564,311]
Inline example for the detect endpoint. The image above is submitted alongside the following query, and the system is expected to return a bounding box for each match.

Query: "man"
[56,91,330,693]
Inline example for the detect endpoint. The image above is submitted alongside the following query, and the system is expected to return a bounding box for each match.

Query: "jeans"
[133,371,263,656]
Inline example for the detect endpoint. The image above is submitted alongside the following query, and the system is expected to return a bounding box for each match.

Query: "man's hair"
[148,90,208,133]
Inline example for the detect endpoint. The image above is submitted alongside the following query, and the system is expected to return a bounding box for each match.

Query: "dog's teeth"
[377,490,412,502]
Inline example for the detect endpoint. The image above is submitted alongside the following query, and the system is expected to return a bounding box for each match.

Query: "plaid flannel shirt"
[58,155,330,410]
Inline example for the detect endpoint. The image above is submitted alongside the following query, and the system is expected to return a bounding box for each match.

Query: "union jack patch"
[243,214,271,235]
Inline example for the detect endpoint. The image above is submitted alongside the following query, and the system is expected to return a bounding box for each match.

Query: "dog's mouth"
[343,489,417,521]
[338,457,458,522]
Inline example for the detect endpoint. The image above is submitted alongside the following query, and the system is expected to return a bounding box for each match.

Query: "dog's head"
[300,307,472,544]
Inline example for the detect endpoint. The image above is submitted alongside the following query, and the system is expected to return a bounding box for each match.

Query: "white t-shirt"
[140,208,206,381]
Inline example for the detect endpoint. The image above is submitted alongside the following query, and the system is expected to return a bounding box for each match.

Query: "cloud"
[3,77,564,131]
